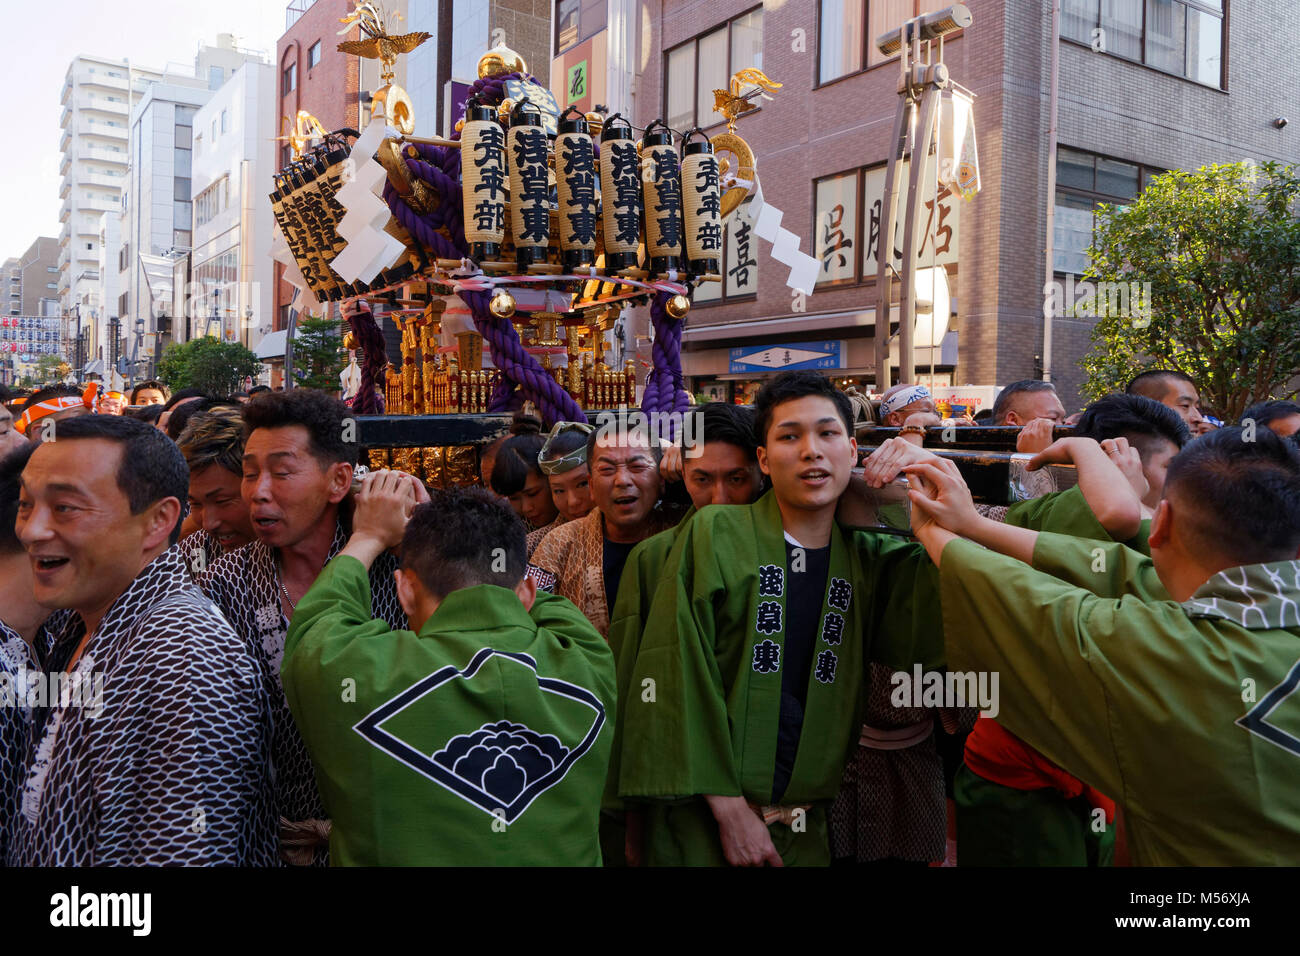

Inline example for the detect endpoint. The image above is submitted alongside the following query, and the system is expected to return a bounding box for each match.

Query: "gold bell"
[666,294,691,320]
[342,331,357,351]
[489,288,517,319]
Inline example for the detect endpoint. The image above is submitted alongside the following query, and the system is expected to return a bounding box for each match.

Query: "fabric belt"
[859,720,933,750]
[748,802,813,828]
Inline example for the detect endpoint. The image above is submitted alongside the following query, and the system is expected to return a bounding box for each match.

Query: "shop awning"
[83,359,105,375]
[139,254,175,305]
[255,329,288,360]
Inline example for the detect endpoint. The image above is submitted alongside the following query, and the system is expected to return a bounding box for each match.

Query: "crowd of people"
[0,365,1296,866]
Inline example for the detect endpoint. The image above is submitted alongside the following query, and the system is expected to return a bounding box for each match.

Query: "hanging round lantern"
[680,128,723,277]
[508,98,551,271]
[460,96,508,263]
[640,119,684,277]
[599,112,642,273]
[555,106,598,271]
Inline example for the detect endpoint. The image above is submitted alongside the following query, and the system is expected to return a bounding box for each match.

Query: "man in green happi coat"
[605,402,764,864]
[904,427,1300,865]
[283,474,615,866]
[619,372,944,866]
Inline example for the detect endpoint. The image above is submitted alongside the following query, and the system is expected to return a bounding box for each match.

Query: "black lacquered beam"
[858,425,1074,449]
[355,410,627,448]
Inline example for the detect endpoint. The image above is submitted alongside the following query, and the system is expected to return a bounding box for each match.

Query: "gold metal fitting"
[489,288,517,319]
[666,294,691,320]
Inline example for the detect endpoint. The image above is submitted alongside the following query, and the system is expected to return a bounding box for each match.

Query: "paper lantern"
[680,129,722,276]
[640,119,684,277]
[508,98,551,270]
[599,113,642,272]
[461,98,508,262]
[555,107,598,271]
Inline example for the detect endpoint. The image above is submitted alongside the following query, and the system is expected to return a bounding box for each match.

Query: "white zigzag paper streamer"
[330,119,406,285]
[736,175,820,296]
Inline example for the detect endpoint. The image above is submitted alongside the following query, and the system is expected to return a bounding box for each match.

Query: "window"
[47,266,58,273]
[1062,0,1224,87]
[818,0,953,85]
[282,64,297,96]
[208,66,224,91]
[814,171,860,285]
[174,178,191,202]
[809,160,962,286]
[308,41,321,69]
[221,109,228,134]
[555,0,607,55]
[281,144,292,169]
[664,9,764,133]
[1053,147,1163,274]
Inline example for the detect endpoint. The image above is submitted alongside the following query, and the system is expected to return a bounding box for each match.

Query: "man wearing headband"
[877,383,936,427]
[14,385,89,444]
[176,406,257,576]
[527,421,596,556]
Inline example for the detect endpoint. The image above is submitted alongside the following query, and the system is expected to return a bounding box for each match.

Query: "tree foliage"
[1080,161,1300,420]
[291,314,345,394]
[157,337,262,397]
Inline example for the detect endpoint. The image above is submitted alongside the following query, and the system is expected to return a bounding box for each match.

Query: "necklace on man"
[277,561,297,614]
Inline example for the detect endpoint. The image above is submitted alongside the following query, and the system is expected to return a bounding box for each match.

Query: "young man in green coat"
[283,475,616,865]
[619,372,943,866]
[905,427,1300,865]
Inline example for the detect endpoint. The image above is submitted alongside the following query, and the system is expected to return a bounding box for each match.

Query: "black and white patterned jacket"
[5,546,278,866]
[0,619,42,866]
[198,522,404,863]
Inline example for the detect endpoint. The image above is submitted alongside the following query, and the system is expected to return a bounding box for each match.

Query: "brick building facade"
[628,0,1297,411]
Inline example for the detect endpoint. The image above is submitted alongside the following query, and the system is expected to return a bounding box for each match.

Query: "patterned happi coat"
[199,521,405,863]
[6,546,277,866]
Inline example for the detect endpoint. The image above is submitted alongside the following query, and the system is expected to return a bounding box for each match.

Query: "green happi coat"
[282,555,616,866]
[605,507,695,812]
[1005,485,1151,555]
[941,532,1300,865]
[618,491,943,865]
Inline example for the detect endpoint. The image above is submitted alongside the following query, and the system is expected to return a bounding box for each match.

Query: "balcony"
[59,151,71,175]
[60,128,71,153]
[76,93,128,116]
[71,68,128,92]
[59,200,70,223]
[60,104,71,130]
[79,146,128,165]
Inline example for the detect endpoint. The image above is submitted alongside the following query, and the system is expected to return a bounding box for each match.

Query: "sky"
[1,0,288,260]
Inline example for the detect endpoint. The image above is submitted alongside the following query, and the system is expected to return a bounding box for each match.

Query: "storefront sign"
[729,340,844,373]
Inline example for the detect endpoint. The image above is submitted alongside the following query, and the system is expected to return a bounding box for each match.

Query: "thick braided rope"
[643,291,690,435]
[460,288,584,425]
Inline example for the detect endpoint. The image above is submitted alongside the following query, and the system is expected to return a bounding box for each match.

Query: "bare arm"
[1027,437,1142,541]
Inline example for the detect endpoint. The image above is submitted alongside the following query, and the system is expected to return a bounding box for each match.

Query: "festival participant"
[877,383,936,426]
[491,432,559,534]
[129,380,170,406]
[992,380,1067,454]
[98,391,126,416]
[605,402,763,864]
[1011,393,1189,551]
[528,421,596,556]
[176,406,257,576]
[619,372,943,866]
[529,416,678,638]
[904,426,1300,865]
[1127,368,1204,431]
[283,478,615,865]
[14,386,88,444]
[161,391,217,441]
[9,415,275,865]
[0,401,25,457]
[0,445,52,863]
[1241,399,1300,439]
[199,389,411,865]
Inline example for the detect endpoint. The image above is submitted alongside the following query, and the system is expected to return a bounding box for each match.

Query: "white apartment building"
[64,36,268,377]
[189,59,276,352]
[58,55,164,336]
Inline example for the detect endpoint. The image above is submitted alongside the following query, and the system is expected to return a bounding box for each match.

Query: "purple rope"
[461,288,584,426]
[642,291,690,439]
[343,302,387,415]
